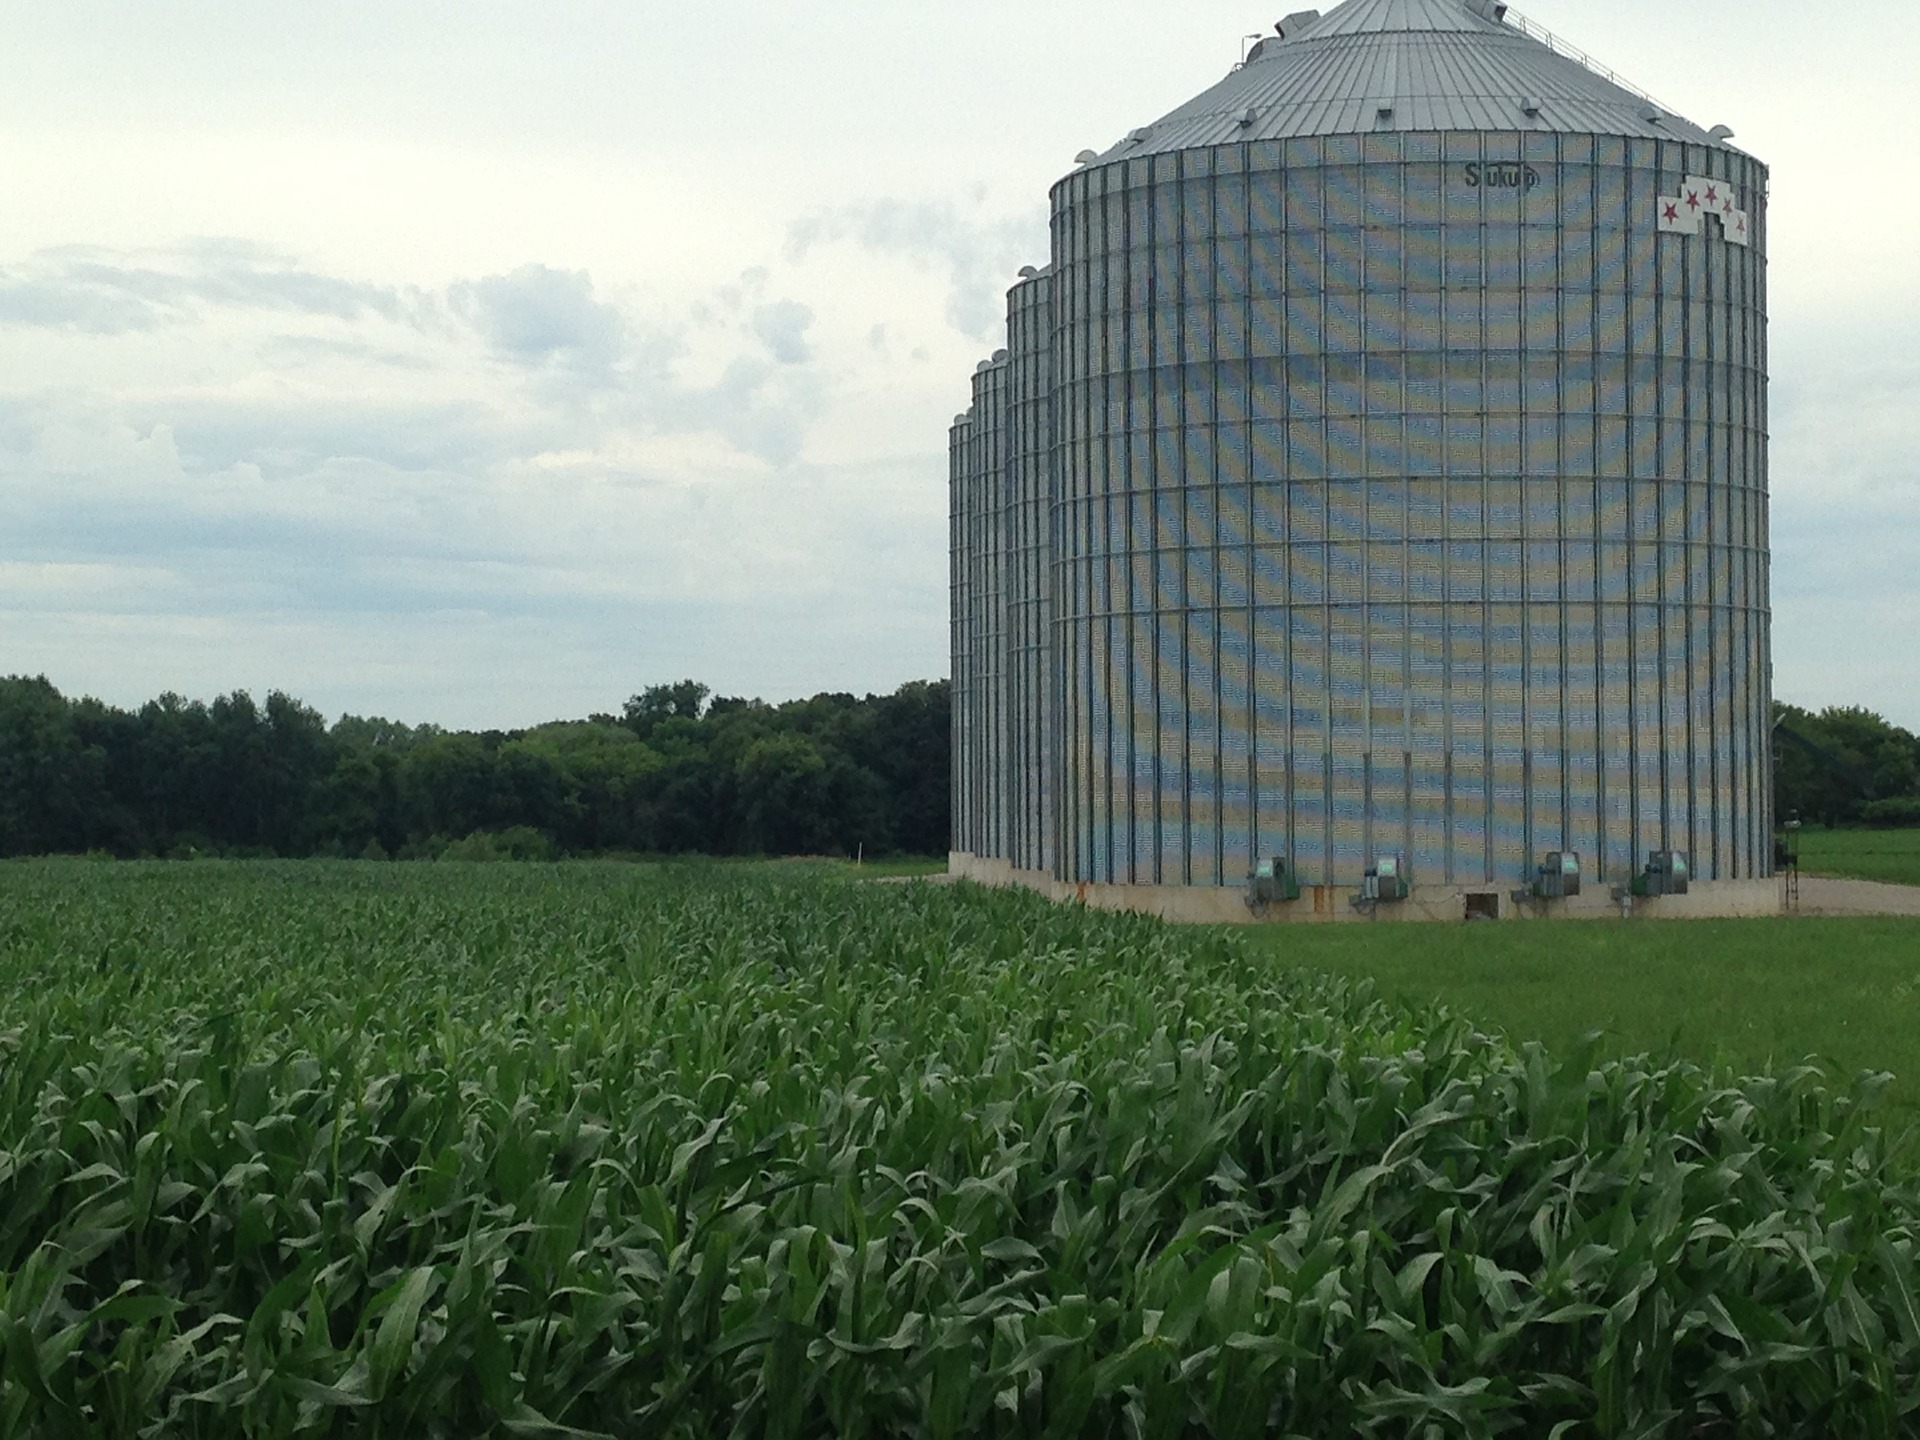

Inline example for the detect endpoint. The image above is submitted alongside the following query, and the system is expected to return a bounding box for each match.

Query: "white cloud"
[28,418,186,484]
[453,264,629,373]
[752,300,815,366]
[784,198,1047,340]
[0,234,953,725]
[0,242,406,335]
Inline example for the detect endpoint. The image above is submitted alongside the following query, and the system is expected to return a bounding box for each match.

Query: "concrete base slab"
[949,853,1790,924]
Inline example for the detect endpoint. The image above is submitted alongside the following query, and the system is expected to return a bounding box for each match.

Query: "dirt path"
[1796,877,1920,918]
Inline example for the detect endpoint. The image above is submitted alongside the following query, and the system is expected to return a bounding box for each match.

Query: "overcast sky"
[2,0,1915,729]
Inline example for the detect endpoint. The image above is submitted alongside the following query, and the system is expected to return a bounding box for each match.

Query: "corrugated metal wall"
[973,357,1011,861]
[956,129,1771,890]
[953,357,1012,860]
[1006,273,1056,874]
[948,410,974,856]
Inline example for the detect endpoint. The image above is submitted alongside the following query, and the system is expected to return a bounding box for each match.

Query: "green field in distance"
[1238,915,1920,1122]
[1796,825,1920,887]
[884,847,1920,1120]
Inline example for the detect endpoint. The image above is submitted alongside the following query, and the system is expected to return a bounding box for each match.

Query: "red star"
[1685,190,1701,210]
[1663,202,1679,222]
[1722,197,1734,214]
[1736,215,1747,234]
[1705,186,1719,203]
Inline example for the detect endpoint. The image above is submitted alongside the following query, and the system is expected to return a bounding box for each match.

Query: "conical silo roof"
[1082,0,1727,163]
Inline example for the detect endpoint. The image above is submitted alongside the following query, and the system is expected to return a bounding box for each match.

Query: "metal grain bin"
[947,409,976,860]
[1005,270,1057,875]
[954,0,1770,895]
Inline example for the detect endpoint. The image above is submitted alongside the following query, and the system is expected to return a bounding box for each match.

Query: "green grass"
[1243,916,1920,1120]
[650,854,949,879]
[1796,825,1920,886]
[824,853,950,878]
[7,860,1920,1434]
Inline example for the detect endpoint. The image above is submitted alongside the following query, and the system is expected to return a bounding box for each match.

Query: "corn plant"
[0,859,1917,1437]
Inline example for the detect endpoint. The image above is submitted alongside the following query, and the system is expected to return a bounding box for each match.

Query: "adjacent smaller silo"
[1005,269,1057,875]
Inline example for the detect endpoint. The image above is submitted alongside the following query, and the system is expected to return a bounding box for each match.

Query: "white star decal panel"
[1656,175,1751,247]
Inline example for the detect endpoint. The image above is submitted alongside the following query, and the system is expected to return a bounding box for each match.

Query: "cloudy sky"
[2,0,1916,729]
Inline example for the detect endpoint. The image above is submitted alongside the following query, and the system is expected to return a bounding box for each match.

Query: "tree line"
[0,677,950,861]
[1773,702,1920,829]
[2,675,1915,861]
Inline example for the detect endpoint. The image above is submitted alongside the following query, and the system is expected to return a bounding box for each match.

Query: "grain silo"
[952,0,1775,920]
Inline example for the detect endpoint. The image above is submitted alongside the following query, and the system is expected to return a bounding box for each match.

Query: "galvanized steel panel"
[952,0,1771,892]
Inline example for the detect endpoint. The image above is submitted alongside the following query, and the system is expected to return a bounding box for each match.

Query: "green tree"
[508,722,662,851]
[1775,702,1920,827]
[398,733,513,843]
[735,731,833,855]
[0,674,955,861]
[123,692,223,851]
[310,748,389,854]
[0,677,106,855]
[622,681,710,737]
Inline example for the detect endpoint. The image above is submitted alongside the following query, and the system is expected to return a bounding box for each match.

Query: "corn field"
[2,860,1919,1437]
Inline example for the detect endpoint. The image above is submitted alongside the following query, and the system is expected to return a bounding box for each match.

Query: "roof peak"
[1069,0,1729,164]
[1296,0,1508,40]
[1245,0,1507,65]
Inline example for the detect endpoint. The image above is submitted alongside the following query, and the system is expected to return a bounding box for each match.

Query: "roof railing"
[1499,5,1678,115]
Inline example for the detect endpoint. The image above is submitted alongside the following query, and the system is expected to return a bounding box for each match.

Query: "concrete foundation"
[949,853,1787,924]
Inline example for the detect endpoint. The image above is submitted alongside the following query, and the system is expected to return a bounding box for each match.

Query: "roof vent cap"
[991,349,1010,364]
[1073,148,1100,166]
[1520,95,1542,117]
[1464,0,1508,20]
[1018,265,1038,280]
[1708,124,1736,142]
[1237,105,1260,129]
[1275,9,1321,38]
[1126,126,1154,146]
